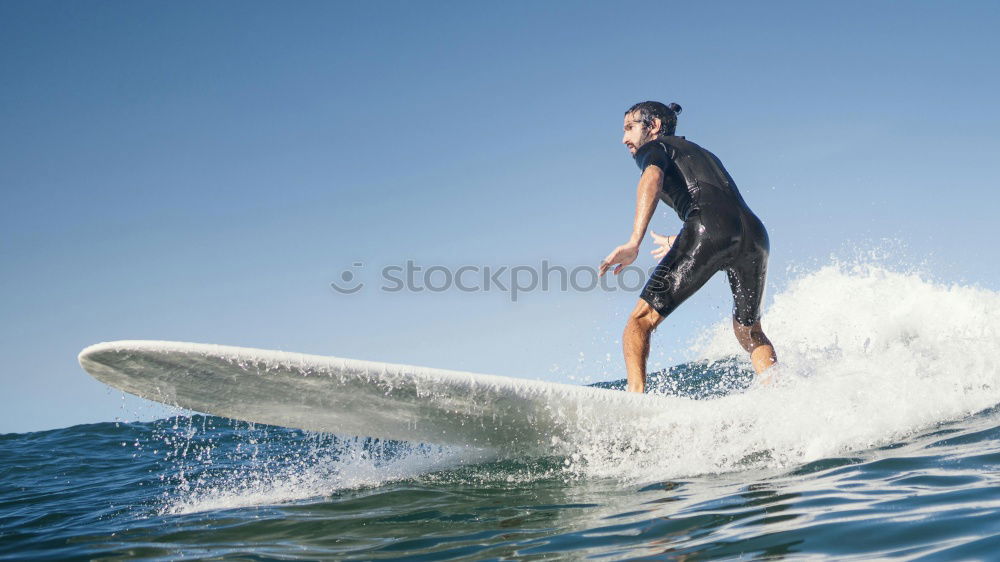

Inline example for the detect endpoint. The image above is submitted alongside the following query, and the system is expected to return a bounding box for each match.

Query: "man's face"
[622,111,657,155]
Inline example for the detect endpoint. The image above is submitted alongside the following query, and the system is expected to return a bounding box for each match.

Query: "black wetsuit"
[633,135,769,326]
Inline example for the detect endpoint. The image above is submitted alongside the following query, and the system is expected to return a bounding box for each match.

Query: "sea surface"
[3,263,1000,560]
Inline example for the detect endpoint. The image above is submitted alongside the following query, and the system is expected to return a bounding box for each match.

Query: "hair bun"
[668,102,682,115]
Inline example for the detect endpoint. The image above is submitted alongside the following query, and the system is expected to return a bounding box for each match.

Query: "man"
[599,101,778,393]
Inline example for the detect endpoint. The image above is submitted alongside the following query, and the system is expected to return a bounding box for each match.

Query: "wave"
[567,260,1000,481]
[11,258,998,516]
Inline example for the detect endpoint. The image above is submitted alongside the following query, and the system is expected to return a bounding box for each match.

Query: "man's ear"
[650,117,662,134]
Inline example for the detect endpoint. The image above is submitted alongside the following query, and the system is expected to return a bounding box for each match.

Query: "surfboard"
[79,340,672,453]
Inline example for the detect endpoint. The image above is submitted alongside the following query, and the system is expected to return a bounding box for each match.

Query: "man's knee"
[732,318,769,352]
[627,300,663,334]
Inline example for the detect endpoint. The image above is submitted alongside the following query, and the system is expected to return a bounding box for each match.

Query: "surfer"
[599,101,778,392]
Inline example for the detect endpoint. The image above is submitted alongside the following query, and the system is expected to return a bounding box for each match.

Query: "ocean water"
[3,262,1000,560]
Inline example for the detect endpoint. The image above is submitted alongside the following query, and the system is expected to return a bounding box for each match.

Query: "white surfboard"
[79,340,674,453]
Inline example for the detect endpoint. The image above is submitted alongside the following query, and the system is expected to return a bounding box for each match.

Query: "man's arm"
[599,165,664,276]
[628,165,663,246]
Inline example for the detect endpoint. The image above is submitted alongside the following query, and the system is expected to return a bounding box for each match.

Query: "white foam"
[164,440,487,515]
[565,260,1000,481]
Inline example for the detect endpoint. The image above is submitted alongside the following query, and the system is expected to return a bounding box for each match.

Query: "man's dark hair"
[626,101,683,136]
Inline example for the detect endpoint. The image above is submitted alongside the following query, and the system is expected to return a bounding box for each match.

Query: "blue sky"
[3,1,999,433]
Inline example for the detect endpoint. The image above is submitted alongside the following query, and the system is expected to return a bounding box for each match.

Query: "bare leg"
[623,300,665,392]
[732,318,777,376]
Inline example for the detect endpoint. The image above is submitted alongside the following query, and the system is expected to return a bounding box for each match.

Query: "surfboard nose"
[78,340,180,391]
[79,341,135,387]
[78,341,111,368]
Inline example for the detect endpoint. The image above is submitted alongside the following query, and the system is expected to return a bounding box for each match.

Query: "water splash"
[565,260,1000,482]
[143,417,487,515]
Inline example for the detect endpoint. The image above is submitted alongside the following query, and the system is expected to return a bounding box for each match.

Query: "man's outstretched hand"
[599,242,639,276]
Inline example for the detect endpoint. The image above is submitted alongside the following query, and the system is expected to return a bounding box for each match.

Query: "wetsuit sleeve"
[634,141,672,173]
